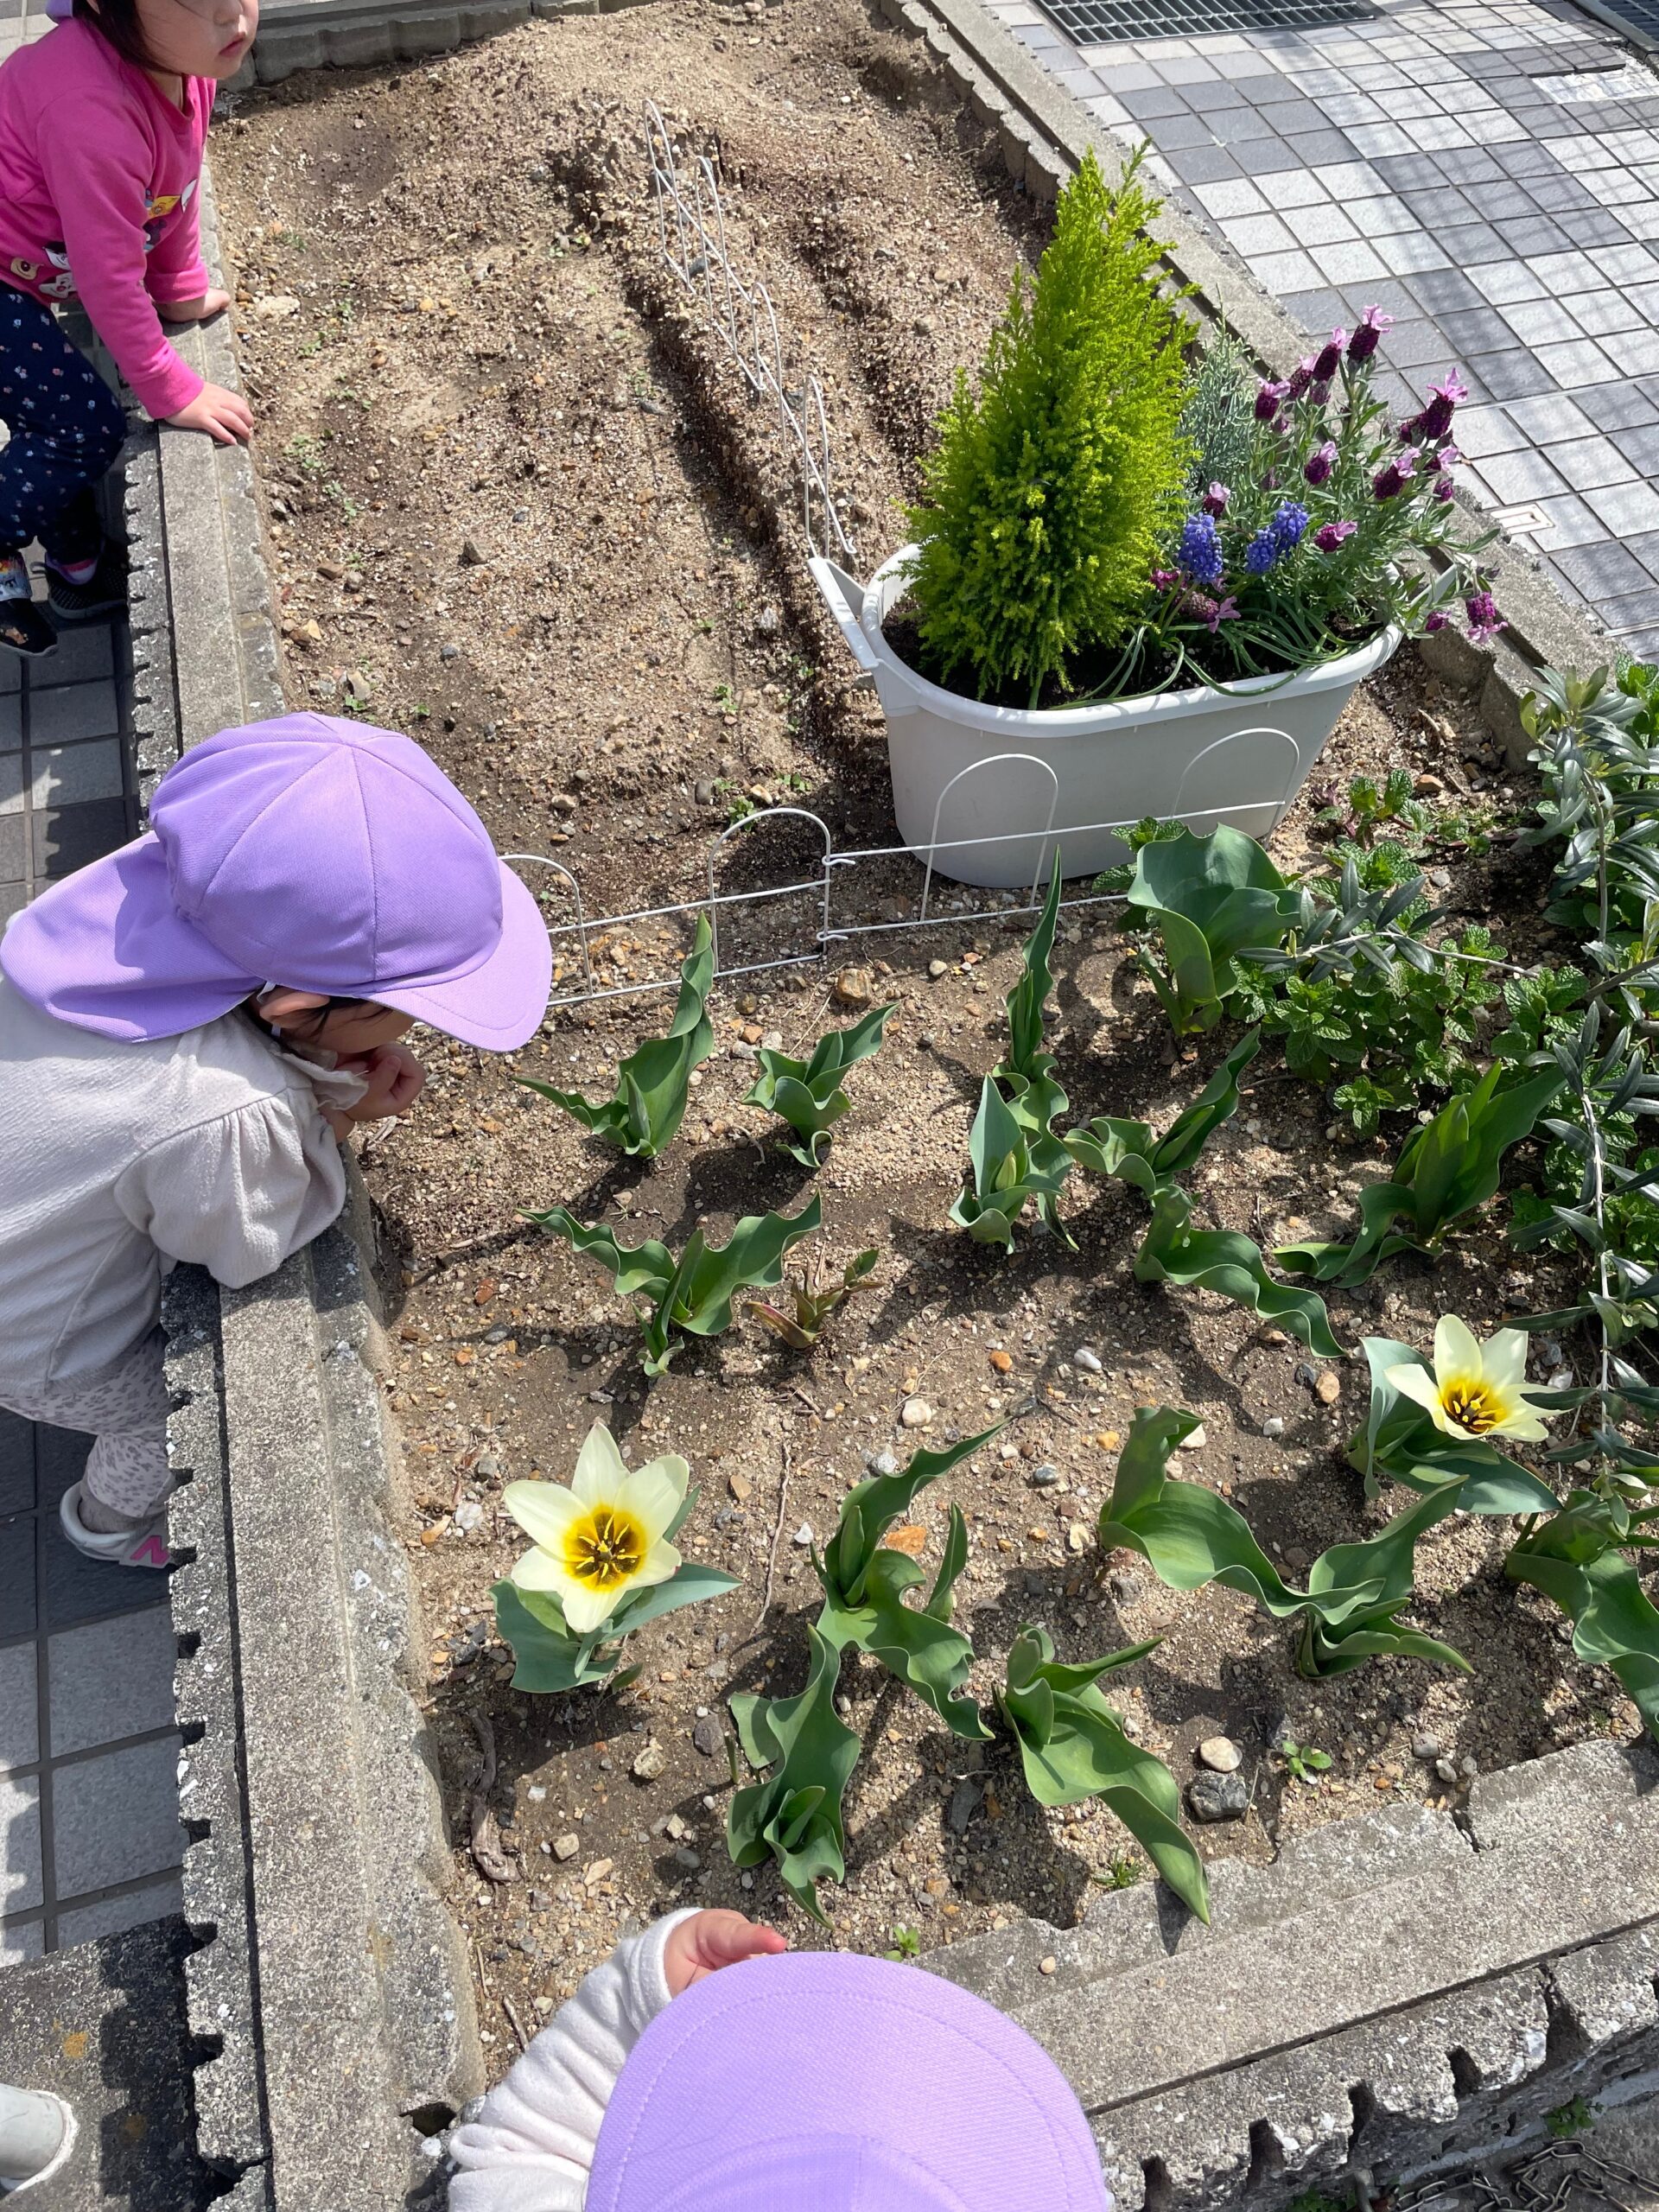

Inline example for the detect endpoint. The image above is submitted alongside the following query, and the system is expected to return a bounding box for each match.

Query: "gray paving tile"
[1568,289,1649,339]
[1471,350,1560,403]
[1478,445,1570,502]
[1501,299,1585,348]
[1222,212,1299,256]
[1535,336,1622,388]
[34,795,129,880]
[0,691,19,753]
[0,1641,37,1771]
[1253,247,1320,290]
[0,1918,44,1964]
[1454,403,1532,459]
[1586,479,1659,536]
[1,1771,42,1913]
[1505,393,1602,444]
[50,1732,181,1898]
[1581,382,1659,433]
[1469,259,1549,306]
[0,1413,31,1516]
[26,739,124,812]
[1122,85,1189,119]
[0,754,21,817]
[1605,327,1659,378]
[1616,423,1659,474]
[1547,435,1637,493]
[28,677,118,747]
[1169,145,1243,185]
[27,621,114,690]
[1531,492,1606,550]
[54,1871,183,1949]
[47,1608,177,1758]
[1434,220,1510,264]
[0,1520,35,1642]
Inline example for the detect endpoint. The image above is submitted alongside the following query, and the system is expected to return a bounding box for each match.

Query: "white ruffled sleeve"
[446,1910,696,2212]
[112,1088,349,1288]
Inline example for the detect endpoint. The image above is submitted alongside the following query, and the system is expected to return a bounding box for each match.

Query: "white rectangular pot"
[811,548,1402,889]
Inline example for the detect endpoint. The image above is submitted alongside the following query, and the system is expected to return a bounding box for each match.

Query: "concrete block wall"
[926,1744,1659,2209]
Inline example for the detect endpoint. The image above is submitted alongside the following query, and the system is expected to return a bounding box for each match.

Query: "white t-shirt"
[0,968,353,1390]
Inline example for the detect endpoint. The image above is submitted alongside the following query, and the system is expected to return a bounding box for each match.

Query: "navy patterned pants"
[0,284,127,565]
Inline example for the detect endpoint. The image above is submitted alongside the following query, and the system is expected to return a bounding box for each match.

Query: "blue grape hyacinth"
[1243,531,1280,575]
[1269,500,1309,553]
[1177,512,1224,587]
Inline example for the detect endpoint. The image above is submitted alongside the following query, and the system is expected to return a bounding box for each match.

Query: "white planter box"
[812,547,1402,889]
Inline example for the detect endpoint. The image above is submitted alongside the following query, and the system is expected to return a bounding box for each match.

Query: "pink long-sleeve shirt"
[0,18,212,420]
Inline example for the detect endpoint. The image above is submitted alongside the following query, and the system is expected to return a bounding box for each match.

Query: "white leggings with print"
[0,1329,171,1517]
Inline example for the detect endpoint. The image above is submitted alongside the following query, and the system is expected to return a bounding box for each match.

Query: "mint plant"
[519,917,714,1158]
[906,149,1193,706]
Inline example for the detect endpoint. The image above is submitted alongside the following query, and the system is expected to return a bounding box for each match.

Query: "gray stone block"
[1549,1926,1659,2080]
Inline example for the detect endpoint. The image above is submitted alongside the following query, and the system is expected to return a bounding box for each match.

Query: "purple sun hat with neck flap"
[0,714,552,1048]
[585,1949,1111,2212]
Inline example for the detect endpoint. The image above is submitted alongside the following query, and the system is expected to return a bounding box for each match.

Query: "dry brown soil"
[212,0,1639,2070]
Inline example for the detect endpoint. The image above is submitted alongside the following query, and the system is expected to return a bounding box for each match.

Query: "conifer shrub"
[904,149,1193,708]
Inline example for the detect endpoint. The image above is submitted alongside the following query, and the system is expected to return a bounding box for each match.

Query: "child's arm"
[112,1092,348,1288]
[446,1910,697,2212]
[143,105,212,316]
[35,94,203,422]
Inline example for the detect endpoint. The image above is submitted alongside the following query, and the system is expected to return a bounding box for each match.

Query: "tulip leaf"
[997,855,1068,1109]
[493,1561,741,1695]
[727,1624,861,1923]
[1278,1065,1566,1287]
[745,1249,879,1351]
[1135,1187,1345,1358]
[1066,1029,1260,1195]
[1507,1500,1659,1738]
[814,1430,997,1740]
[1097,1405,1475,1681]
[1347,1336,1560,1511]
[1124,827,1300,1036]
[537,1198,822,1376]
[996,1624,1210,1923]
[517,916,715,1157]
[950,1077,1074,1249]
[744,1003,895,1165]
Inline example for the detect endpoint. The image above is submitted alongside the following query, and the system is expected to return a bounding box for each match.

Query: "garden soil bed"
[210,0,1642,2069]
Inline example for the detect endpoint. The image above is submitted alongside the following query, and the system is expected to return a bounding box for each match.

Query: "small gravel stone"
[901,1398,934,1430]
[1412,1734,1442,1762]
[946,1778,982,1834]
[553,1834,579,1861]
[1459,1753,1478,1778]
[1030,1464,1062,1488]
[453,1498,484,1532]
[1261,1416,1285,1438]
[673,1847,702,1872]
[692,1717,722,1758]
[1435,1758,1459,1784]
[1187,1772,1249,1822]
[1039,1955,1058,1976]
[928,959,949,979]
[792,1522,814,1546]
[1075,1346,1103,1375]
[868,1451,899,1476]
[631,1739,667,1783]
[1198,1735,1243,1773]
[1176,1423,1207,1451]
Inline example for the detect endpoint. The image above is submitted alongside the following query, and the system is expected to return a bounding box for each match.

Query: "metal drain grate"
[1034,0,1379,40]
[1561,0,1659,54]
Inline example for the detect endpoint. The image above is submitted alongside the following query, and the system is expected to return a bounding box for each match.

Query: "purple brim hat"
[586,1951,1110,2212]
[0,715,551,1049]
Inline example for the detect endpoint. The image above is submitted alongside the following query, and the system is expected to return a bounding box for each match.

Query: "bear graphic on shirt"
[36,244,75,301]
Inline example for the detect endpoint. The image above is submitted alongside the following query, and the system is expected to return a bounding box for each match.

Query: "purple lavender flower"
[1202,481,1231,518]
[1151,569,1181,590]
[1304,439,1338,486]
[1424,611,1448,632]
[1244,531,1281,575]
[1311,380,1332,408]
[1313,330,1347,382]
[1177,512,1225,588]
[1402,371,1470,448]
[1286,359,1316,403]
[1255,380,1290,423]
[1373,451,1419,501]
[1435,442,1461,469]
[1314,519,1357,553]
[1465,589,1504,644]
[1270,500,1310,553]
[1433,474,1455,501]
[1348,306,1393,363]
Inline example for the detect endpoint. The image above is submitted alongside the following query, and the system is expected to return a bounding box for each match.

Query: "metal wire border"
[643,99,857,563]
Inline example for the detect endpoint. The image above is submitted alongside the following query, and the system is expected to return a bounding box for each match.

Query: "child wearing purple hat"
[0,713,551,1567]
[448,1905,1111,2212]
[0,0,257,655]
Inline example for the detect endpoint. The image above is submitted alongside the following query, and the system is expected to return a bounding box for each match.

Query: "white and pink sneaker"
[59,1481,172,1570]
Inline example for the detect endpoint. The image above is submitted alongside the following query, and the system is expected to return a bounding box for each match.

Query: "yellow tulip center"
[565,1504,647,1591]
[1441,1377,1502,1433]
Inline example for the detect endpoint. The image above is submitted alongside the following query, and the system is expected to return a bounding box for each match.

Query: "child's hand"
[166,382,254,446]
[157,289,231,325]
[337,1043,426,1122]
[663,1910,787,1997]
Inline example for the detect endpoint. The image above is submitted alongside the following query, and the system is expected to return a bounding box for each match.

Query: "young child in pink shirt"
[0,0,256,657]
